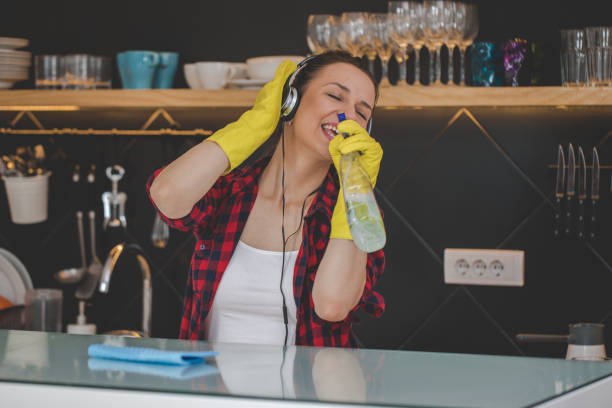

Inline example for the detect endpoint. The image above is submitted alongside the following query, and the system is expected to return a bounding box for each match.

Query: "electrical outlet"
[444,248,524,287]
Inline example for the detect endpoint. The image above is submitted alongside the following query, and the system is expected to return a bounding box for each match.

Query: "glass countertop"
[1,330,612,407]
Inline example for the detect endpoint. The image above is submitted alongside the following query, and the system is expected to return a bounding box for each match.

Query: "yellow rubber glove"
[207,60,297,174]
[328,120,383,241]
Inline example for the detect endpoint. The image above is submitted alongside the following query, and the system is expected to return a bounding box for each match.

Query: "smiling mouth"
[321,124,339,141]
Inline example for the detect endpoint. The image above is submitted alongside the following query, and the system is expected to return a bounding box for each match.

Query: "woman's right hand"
[207,60,297,174]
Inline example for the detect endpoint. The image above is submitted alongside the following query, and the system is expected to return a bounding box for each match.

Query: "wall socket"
[444,248,525,287]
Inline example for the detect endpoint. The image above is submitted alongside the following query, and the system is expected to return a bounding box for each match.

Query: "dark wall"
[1,1,612,357]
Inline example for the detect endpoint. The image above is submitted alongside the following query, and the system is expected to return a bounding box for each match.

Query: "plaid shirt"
[146,157,385,347]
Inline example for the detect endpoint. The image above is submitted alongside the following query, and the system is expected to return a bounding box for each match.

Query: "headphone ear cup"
[283,88,300,121]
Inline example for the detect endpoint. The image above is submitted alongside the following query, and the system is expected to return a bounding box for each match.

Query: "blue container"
[117,51,160,89]
[470,42,503,87]
[153,52,179,89]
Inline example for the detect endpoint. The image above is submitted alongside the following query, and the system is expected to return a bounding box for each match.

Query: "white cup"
[229,63,248,79]
[195,62,237,89]
[3,172,52,224]
[184,63,202,89]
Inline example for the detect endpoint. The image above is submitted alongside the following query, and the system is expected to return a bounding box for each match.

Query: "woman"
[147,51,385,347]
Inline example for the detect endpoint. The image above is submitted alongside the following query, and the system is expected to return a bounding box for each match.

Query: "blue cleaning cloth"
[88,344,218,366]
[88,358,220,380]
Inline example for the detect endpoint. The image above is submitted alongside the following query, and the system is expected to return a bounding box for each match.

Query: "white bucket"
[3,172,52,224]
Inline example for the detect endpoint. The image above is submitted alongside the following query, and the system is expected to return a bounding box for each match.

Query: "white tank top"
[204,240,299,345]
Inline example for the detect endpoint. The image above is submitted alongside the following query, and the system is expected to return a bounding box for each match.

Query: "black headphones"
[280,56,373,133]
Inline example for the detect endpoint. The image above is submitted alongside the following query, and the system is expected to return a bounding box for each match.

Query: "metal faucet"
[99,243,152,337]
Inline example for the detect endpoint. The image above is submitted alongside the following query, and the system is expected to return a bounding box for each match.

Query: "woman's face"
[290,62,376,161]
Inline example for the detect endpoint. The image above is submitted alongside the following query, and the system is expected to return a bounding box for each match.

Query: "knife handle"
[553,196,562,238]
[565,195,573,237]
[590,199,598,240]
[577,198,586,240]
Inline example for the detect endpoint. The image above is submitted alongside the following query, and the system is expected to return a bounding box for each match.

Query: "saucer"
[227,78,268,89]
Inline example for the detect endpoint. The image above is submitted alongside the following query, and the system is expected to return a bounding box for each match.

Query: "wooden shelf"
[1,87,612,110]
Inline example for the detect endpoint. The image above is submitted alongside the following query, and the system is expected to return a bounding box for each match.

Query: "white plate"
[0,37,28,50]
[0,49,31,60]
[0,249,32,289]
[0,254,26,305]
[227,78,268,89]
[0,57,31,67]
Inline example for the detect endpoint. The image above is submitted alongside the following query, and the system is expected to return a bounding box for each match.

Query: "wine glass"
[362,14,378,76]
[423,0,454,85]
[339,12,370,58]
[371,13,395,86]
[446,2,467,85]
[307,14,336,54]
[458,4,479,85]
[388,1,420,86]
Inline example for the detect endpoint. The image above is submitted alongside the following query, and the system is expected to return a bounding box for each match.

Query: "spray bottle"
[337,113,386,252]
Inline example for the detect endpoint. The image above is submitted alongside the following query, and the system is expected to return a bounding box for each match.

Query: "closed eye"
[327,93,367,121]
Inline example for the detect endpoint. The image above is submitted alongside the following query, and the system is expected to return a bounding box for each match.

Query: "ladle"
[54,211,87,284]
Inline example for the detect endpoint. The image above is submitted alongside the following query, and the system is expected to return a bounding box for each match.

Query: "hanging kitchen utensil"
[75,211,103,300]
[516,323,608,361]
[576,147,587,240]
[101,165,127,230]
[150,137,171,248]
[553,145,565,238]
[564,143,576,237]
[54,211,87,284]
[590,147,600,240]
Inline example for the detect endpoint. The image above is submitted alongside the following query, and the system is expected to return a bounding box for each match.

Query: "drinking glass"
[35,55,64,89]
[388,1,421,86]
[91,56,112,89]
[447,2,467,85]
[457,3,479,85]
[307,14,336,54]
[371,13,395,86]
[560,29,587,86]
[585,27,612,86]
[503,38,528,86]
[471,42,502,86]
[338,12,370,58]
[63,54,94,89]
[423,0,454,85]
[24,289,63,332]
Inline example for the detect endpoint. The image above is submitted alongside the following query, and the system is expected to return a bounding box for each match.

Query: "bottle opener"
[101,165,127,230]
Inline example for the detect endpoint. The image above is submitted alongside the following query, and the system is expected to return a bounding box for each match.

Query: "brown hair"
[291,50,380,105]
[255,51,378,160]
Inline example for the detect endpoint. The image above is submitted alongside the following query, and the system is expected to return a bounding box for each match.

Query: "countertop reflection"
[1,330,612,408]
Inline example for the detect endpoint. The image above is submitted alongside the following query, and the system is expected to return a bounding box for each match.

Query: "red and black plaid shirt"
[146,157,385,347]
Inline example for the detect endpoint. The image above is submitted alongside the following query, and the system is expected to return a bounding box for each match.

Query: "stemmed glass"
[388,1,420,87]
[307,14,336,54]
[423,0,454,85]
[457,4,479,85]
[362,15,378,76]
[338,12,370,58]
[446,2,466,85]
[371,13,395,86]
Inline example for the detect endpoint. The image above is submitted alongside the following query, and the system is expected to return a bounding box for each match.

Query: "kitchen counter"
[1,330,612,407]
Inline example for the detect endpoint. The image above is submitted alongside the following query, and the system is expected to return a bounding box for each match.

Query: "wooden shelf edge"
[1,87,612,110]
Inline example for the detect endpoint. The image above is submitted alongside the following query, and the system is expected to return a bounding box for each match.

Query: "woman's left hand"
[328,120,383,241]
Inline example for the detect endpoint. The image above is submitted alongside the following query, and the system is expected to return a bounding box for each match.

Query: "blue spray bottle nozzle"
[337,112,346,122]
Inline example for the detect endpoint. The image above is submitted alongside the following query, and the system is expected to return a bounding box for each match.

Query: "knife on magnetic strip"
[553,145,565,238]
[576,147,587,240]
[565,143,576,237]
[590,147,600,240]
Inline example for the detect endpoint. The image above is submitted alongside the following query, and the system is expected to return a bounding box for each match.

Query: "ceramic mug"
[117,51,160,89]
[195,62,237,89]
[154,52,179,89]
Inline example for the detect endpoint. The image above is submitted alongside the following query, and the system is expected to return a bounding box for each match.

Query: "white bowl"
[246,55,305,81]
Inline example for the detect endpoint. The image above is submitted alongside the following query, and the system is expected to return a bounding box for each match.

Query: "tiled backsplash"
[0,106,610,357]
